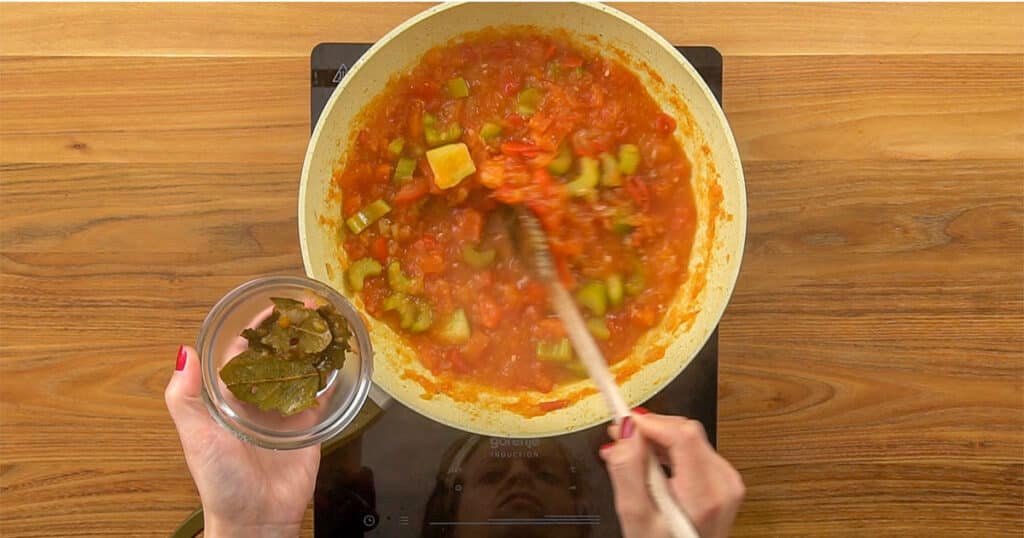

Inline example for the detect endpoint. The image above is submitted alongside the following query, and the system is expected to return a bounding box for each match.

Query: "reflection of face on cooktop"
[311,43,722,538]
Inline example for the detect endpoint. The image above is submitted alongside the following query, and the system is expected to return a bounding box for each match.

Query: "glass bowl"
[197,275,373,450]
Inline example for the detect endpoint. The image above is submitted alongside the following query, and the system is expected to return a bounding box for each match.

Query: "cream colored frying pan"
[298,1,746,438]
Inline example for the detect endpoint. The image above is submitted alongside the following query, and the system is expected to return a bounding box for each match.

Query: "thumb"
[600,418,656,532]
[164,345,206,427]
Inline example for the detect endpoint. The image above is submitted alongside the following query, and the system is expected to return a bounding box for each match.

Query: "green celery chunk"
[388,138,405,158]
[438,308,471,344]
[383,292,417,329]
[345,199,392,234]
[547,144,573,175]
[611,218,635,235]
[537,338,572,362]
[393,157,417,184]
[447,77,470,98]
[576,281,608,317]
[618,144,640,175]
[517,87,543,116]
[347,258,382,292]
[479,122,502,142]
[462,245,496,269]
[566,157,599,197]
[564,361,588,378]
[625,271,645,297]
[387,261,423,294]
[586,318,611,340]
[444,123,463,144]
[600,152,622,186]
[606,274,624,307]
[410,302,433,332]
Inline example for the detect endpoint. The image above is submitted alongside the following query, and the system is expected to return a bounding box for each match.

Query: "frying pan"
[298,1,746,438]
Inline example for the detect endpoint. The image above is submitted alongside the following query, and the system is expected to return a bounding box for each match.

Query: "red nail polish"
[175,346,187,371]
[633,406,650,415]
[621,416,635,439]
[600,442,615,451]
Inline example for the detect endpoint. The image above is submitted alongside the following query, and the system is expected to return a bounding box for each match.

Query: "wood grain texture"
[1,3,1022,537]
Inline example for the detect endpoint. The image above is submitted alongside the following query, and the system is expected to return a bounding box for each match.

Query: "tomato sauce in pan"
[333,28,696,393]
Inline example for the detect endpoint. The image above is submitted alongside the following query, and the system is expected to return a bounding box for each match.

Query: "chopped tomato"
[371,237,389,263]
[500,141,542,157]
[393,177,429,205]
[654,112,677,134]
[332,30,697,398]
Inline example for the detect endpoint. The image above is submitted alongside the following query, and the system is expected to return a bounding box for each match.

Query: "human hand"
[165,345,320,538]
[600,411,745,538]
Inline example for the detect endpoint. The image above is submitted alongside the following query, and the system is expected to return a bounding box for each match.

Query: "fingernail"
[621,416,635,439]
[633,406,650,415]
[175,345,187,371]
[600,442,615,452]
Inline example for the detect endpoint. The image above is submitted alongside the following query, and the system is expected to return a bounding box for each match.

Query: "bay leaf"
[220,348,320,416]
[295,313,332,355]
[271,296,310,325]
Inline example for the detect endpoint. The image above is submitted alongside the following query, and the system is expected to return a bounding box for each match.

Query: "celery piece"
[462,245,496,269]
[479,122,502,142]
[347,258,382,292]
[576,281,608,317]
[517,87,543,116]
[447,77,470,98]
[618,144,640,175]
[606,274,624,307]
[387,138,405,158]
[600,152,622,187]
[393,157,417,184]
[537,338,572,362]
[566,157,599,197]
[547,144,573,175]
[438,308,471,344]
[586,318,611,340]
[345,199,392,234]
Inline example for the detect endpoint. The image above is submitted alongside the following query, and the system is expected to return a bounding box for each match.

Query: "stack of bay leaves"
[219,297,351,416]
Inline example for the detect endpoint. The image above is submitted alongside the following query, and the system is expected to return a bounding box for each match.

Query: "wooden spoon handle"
[548,282,698,538]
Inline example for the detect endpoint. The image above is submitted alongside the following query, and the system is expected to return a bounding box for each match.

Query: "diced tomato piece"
[371,237,389,263]
[419,253,445,274]
[500,142,541,157]
[408,101,424,139]
[393,177,430,206]
[654,113,677,134]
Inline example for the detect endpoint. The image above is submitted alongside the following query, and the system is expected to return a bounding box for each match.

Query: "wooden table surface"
[1,2,1022,536]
